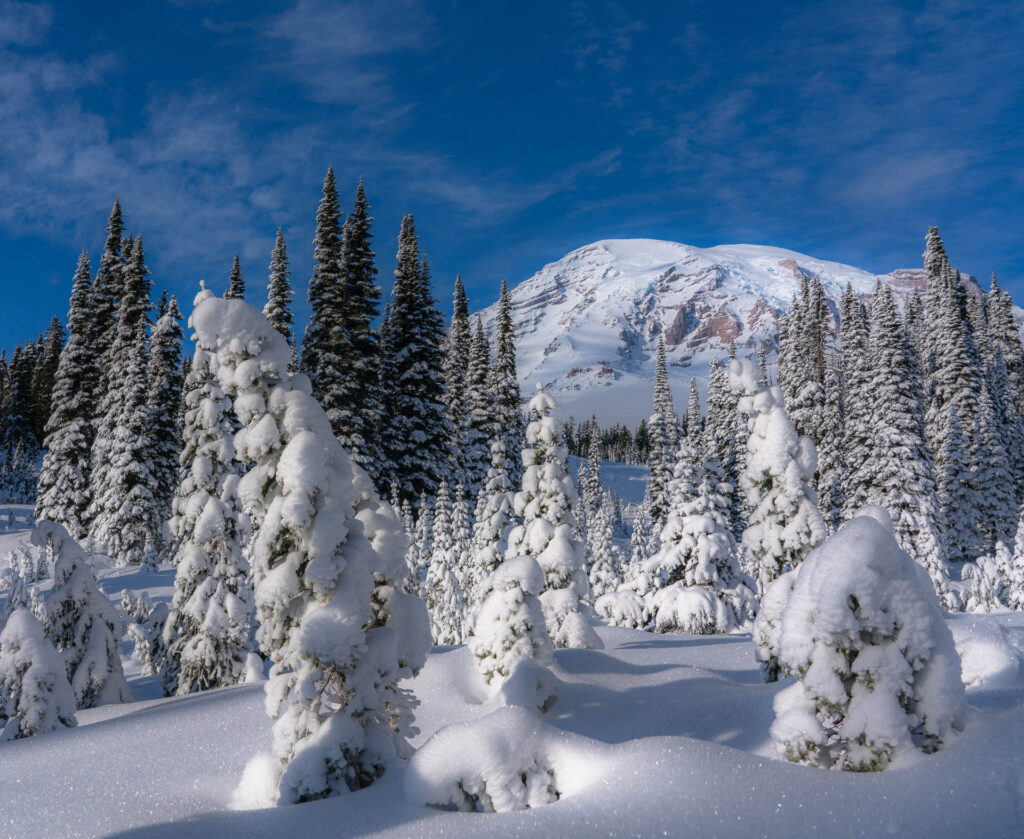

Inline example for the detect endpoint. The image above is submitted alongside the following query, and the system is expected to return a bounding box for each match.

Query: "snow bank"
[404,706,608,812]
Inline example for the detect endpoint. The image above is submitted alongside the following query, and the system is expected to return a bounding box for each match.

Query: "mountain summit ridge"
[477,238,975,425]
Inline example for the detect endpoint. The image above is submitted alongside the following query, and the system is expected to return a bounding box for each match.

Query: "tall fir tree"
[146,294,184,544]
[443,275,471,474]
[381,215,450,506]
[35,252,99,538]
[839,283,874,514]
[489,279,525,486]
[647,336,679,532]
[335,179,386,486]
[301,168,352,448]
[31,316,64,443]
[225,253,244,300]
[861,283,947,588]
[88,237,160,566]
[815,350,846,532]
[90,199,125,402]
[264,228,297,370]
[163,340,252,695]
[462,316,492,499]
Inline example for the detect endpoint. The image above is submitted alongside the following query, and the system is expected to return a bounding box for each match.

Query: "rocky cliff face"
[477,239,982,425]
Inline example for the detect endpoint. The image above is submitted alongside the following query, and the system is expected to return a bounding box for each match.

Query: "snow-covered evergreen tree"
[934,405,979,563]
[192,292,430,806]
[468,555,555,710]
[815,351,846,531]
[507,386,602,650]
[0,610,77,740]
[730,359,825,594]
[425,479,466,645]
[36,521,130,708]
[586,505,623,602]
[463,316,493,499]
[771,508,965,771]
[225,253,245,299]
[264,227,297,370]
[88,237,159,566]
[443,276,470,474]
[335,179,386,487]
[90,199,125,405]
[163,334,253,696]
[469,438,517,615]
[489,279,525,486]
[705,356,742,536]
[35,251,98,538]
[126,601,168,677]
[301,168,351,455]
[861,283,948,594]
[839,283,874,514]
[641,438,756,634]
[146,293,184,543]
[647,336,679,532]
[381,216,450,506]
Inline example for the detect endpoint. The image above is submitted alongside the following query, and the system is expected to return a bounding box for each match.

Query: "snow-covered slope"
[478,239,965,425]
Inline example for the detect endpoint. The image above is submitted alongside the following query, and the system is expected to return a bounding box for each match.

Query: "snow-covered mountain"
[478,239,970,425]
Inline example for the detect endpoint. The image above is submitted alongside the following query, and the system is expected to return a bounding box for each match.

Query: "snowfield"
[3,537,1024,839]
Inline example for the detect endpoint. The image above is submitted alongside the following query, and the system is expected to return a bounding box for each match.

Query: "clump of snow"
[950,616,1024,688]
[404,706,606,812]
[771,508,966,770]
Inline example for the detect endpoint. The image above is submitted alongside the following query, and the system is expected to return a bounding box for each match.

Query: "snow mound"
[404,705,608,812]
[950,615,1024,688]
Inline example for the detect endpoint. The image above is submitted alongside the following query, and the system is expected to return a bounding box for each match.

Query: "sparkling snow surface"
[2,532,1024,837]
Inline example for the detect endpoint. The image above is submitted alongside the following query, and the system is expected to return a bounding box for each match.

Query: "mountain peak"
[478,238,937,425]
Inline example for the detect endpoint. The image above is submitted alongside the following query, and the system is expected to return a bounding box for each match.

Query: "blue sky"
[0,0,1022,346]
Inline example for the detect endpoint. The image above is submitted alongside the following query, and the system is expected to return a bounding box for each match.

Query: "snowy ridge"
[478,238,995,424]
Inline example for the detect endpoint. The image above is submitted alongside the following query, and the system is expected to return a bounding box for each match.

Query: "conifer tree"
[647,336,679,532]
[490,279,525,485]
[146,294,184,541]
[463,316,493,499]
[36,252,98,538]
[335,179,386,485]
[225,253,244,299]
[815,352,846,531]
[31,316,63,442]
[90,199,125,400]
[381,215,450,505]
[37,521,130,708]
[301,168,351,443]
[705,357,742,535]
[264,228,297,369]
[507,386,602,649]
[193,292,429,806]
[470,438,517,612]
[839,284,874,514]
[425,479,466,645]
[860,283,947,589]
[731,359,825,593]
[0,610,77,739]
[88,237,159,565]
[443,275,471,468]
[163,338,252,695]
[935,405,979,562]
[587,505,623,601]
